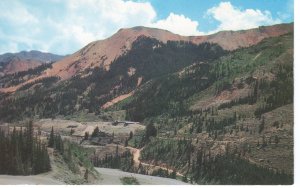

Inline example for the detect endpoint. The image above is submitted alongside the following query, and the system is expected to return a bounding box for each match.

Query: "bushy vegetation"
[92,146,135,172]
[151,168,177,179]
[47,127,96,178]
[120,176,140,185]
[61,140,95,174]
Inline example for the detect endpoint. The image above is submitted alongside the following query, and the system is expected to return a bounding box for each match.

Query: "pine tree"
[84,169,89,181]
[0,121,51,175]
[84,132,89,140]
[129,131,133,140]
[145,122,157,140]
[48,126,54,147]
[274,135,280,146]
[182,174,188,182]
[91,127,99,137]
[259,117,265,134]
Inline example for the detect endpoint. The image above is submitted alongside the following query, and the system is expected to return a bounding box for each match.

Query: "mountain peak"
[117,26,148,32]
[114,25,184,43]
[118,26,166,32]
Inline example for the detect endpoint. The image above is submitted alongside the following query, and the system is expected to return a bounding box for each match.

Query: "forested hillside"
[122,33,293,184]
[124,33,293,122]
[0,37,225,121]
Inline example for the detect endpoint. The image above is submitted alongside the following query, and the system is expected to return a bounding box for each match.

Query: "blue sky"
[0,0,294,55]
[149,0,294,32]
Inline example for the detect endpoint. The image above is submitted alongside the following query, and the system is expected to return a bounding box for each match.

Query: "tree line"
[0,121,51,175]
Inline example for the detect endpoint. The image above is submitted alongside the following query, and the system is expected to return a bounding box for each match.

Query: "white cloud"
[0,0,284,55]
[0,1,38,25]
[0,0,158,54]
[0,0,205,54]
[150,13,204,36]
[206,2,281,33]
[37,0,158,53]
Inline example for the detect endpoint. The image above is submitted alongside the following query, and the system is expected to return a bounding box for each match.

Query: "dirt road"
[0,174,64,185]
[126,146,184,177]
[96,168,188,185]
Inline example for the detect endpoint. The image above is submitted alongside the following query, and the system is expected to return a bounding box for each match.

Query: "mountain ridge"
[0,23,293,93]
[35,22,295,80]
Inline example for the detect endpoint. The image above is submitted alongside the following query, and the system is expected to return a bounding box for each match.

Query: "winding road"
[126,146,184,177]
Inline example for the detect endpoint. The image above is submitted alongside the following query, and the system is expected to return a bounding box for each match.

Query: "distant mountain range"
[0,50,65,76]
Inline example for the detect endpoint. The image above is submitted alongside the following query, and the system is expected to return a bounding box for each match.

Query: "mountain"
[0,50,64,76]
[0,23,294,184]
[0,23,292,94]
[42,23,293,80]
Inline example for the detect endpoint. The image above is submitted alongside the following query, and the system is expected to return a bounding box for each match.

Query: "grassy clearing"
[64,111,102,122]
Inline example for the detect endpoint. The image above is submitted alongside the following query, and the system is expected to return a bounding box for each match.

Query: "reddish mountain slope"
[0,23,293,93]
[45,23,293,80]
[0,50,64,76]
[1,57,43,75]
[191,23,293,50]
